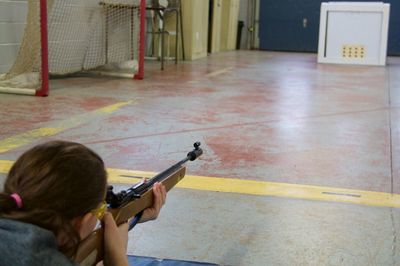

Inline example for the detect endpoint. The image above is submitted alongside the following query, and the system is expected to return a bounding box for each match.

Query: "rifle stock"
[74,142,202,266]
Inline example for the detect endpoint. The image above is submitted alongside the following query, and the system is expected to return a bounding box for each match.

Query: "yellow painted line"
[1,160,399,208]
[98,101,132,113]
[0,101,133,153]
[0,160,13,173]
[108,170,400,208]
[205,67,234,78]
[0,128,65,153]
[188,67,234,83]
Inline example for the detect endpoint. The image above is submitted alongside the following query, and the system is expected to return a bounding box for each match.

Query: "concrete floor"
[1,51,400,265]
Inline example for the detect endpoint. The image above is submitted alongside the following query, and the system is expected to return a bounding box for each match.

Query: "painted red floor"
[1,51,397,192]
[1,51,400,265]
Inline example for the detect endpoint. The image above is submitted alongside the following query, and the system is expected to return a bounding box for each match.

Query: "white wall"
[0,0,28,74]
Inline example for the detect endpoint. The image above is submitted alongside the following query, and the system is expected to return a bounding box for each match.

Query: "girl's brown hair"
[0,141,107,256]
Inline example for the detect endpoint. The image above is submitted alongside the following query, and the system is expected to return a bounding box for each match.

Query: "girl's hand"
[102,212,129,266]
[139,182,167,223]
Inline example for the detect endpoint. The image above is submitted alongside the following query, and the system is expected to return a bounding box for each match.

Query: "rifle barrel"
[116,142,203,206]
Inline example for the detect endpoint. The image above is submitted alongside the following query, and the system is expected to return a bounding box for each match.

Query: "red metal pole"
[36,0,49,96]
[134,0,145,80]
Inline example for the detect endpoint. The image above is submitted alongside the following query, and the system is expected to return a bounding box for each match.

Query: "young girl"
[0,140,166,266]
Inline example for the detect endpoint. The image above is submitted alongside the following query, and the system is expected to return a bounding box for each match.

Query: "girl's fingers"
[154,183,162,211]
[161,184,166,205]
[138,182,167,223]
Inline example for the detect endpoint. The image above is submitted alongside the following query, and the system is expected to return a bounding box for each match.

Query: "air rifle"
[74,142,203,266]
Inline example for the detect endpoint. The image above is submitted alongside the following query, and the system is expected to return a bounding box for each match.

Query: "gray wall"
[238,0,248,49]
[0,0,28,74]
[238,0,259,50]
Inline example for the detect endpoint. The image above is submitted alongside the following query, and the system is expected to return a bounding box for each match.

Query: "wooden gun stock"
[74,166,186,265]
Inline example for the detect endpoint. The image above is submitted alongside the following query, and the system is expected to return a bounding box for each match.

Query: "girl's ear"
[73,212,98,240]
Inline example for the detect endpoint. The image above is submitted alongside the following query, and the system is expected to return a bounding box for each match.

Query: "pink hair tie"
[10,193,23,209]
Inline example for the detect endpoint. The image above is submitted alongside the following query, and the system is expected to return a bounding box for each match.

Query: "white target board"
[318,2,390,66]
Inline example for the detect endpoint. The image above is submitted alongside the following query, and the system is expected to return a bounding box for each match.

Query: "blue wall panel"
[259,0,400,55]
